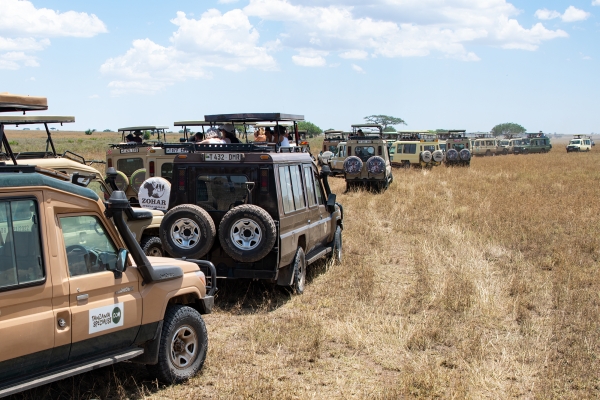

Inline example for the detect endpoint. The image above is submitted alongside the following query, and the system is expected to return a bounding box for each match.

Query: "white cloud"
[101,10,276,94]
[535,6,591,22]
[351,64,365,73]
[534,9,561,20]
[0,0,106,69]
[0,51,39,70]
[244,0,568,62]
[89,94,99,98]
[0,0,107,37]
[218,0,239,3]
[562,6,590,22]
[292,48,328,66]
[593,0,600,6]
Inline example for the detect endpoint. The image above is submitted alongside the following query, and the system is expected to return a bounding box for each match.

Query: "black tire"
[402,161,411,169]
[291,247,306,294]
[523,149,529,155]
[485,150,491,157]
[147,305,207,383]
[218,204,277,262]
[141,236,164,257]
[160,204,216,259]
[331,226,342,264]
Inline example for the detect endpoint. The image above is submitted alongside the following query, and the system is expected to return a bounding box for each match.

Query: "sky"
[0,0,598,134]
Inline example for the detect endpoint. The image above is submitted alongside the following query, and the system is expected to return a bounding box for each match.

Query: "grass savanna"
[7,132,600,399]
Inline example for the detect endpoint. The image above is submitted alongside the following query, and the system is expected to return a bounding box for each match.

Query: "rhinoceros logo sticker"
[138,177,171,211]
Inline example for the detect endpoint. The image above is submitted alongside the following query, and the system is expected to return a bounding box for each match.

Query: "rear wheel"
[290,247,306,295]
[160,205,216,259]
[485,150,491,157]
[147,305,207,383]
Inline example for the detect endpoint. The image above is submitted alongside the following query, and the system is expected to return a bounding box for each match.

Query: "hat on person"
[204,127,221,139]
[134,129,143,136]
[218,124,235,134]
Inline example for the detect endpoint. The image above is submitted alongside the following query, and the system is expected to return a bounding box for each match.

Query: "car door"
[0,197,55,382]
[59,214,142,362]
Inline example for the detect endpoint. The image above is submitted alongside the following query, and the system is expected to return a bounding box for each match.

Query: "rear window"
[196,174,248,211]
[355,146,375,162]
[117,158,144,177]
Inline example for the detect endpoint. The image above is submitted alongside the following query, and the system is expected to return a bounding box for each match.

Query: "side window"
[389,145,396,155]
[117,158,144,177]
[289,165,306,210]
[0,199,45,290]
[60,216,119,277]
[303,166,317,207]
[313,172,325,205]
[278,166,295,214]
[404,144,416,154]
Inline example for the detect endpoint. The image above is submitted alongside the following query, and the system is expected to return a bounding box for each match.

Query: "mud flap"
[276,263,294,286]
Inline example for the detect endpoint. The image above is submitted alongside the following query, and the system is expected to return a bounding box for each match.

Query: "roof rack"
[205,113,304,122]
[0,93,48,113]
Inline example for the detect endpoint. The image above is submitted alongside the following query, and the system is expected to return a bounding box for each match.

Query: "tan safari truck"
[388,131,445,168]
[566,134,592,152]
[471,134,503,156]
[0,95,216,396]
[318,130,347,166]
[437,130,472,166]
[149,113,343,295]
[0,115,165,257]
[327,141,348,176]
[106,125,170,204]
[342,124,393,191]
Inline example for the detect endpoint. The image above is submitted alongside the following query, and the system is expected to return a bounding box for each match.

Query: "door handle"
[307,220,311,223]
[76,294,89,304]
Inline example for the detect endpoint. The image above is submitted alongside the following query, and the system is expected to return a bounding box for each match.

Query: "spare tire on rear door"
[420,151,432,163]
[218,204,277,263]
[160,204,216,259]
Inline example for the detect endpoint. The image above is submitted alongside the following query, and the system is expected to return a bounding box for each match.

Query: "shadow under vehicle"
[388,131,445,168]
[147,113,343,295]
[437,130,472,167]
[0,93,216,397]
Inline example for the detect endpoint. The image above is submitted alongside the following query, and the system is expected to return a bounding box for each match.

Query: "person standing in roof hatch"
[274,125,290,147]
[131,130,143,143]
[220,124,241,143]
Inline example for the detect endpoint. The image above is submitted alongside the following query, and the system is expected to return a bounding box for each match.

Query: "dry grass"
[6,132,600,399]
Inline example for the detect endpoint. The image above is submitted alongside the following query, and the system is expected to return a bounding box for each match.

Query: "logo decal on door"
[89,303,124,334]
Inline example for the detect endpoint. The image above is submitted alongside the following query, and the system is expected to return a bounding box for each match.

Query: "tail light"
[348,146,351,155]
[378,146,382,155]
[178,169,186,191]
[260,168,269,193]
[149,161,155,177]
[107,158,112,168]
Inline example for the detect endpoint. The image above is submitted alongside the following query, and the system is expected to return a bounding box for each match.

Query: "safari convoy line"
[0,92,593,397]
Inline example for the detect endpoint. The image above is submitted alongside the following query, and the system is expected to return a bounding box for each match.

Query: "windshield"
[570,140,581,145]
[500,140,509,146]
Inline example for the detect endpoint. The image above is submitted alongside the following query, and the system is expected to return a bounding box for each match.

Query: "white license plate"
[205,153,242,161]
[120,147,139,154]
[165,147,189,154]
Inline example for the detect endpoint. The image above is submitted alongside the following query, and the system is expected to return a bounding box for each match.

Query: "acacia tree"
[297,121,322,137]
[491,123,526,137]
[364,115,407,130]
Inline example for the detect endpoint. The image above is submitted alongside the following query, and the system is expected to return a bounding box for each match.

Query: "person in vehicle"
[220,124,240,143]
[131,130,143,143]
[193,131,205,142]
[274,125,290,147]
[264,127,274,142]
[199,128,226,144]
[254,127,267,142]
[357,129,364,137]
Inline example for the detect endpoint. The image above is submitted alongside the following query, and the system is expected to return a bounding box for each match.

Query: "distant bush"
[103,129,112,132]
[8,141,18,146]
[143,131,151,140]
[85,129,96,136]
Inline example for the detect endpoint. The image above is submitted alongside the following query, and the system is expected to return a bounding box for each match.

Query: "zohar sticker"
[89,302,124,334]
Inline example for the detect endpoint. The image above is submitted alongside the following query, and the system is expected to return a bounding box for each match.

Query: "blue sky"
[0,0,598,133]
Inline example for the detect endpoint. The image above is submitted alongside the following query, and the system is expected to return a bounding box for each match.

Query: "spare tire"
[218,205,277,262]
[160,204,216,259]
[459,149,471,161]
[114,170,129,192]
[420,151,432,163]
[343,156,363,175]
[366,156,386,174]
[446,149,459,161]
[432,150,444,163]
[130,168,146,193]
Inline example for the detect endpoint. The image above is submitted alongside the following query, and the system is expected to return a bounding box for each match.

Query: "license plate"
[165,147,189,154]
[120,147,139,154]
[205,153,243,162]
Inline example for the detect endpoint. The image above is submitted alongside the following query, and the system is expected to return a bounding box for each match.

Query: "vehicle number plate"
[205,153,243,162]
[165,147,189,154]
[120,147,139,154]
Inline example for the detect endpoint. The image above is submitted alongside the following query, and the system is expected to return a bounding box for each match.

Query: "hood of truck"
[146,256,200,274]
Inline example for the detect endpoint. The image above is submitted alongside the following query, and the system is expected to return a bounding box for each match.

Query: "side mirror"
[71,173,92,187]
[115,248,129,278]
[326,193,336,213]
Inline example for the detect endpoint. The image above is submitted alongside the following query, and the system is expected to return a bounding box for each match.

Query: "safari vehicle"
[437,130,471,166]
[106,125,170,204]
[388,131,445,168]
[318,130,347,166]
[0,115,165,258]
[0,94,216,397]
[498,135,523,154]
[471,134,504,156]
[525,132,552,153]
[342,124,393,191]
[147,113,343,294]
[566,134,592,152]
[327,141,348,176]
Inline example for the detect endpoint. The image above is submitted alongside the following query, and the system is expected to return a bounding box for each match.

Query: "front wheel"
[331,226,342,264]
[147,305,208,383]
[290,247,307,295]
[141,236,164,257]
